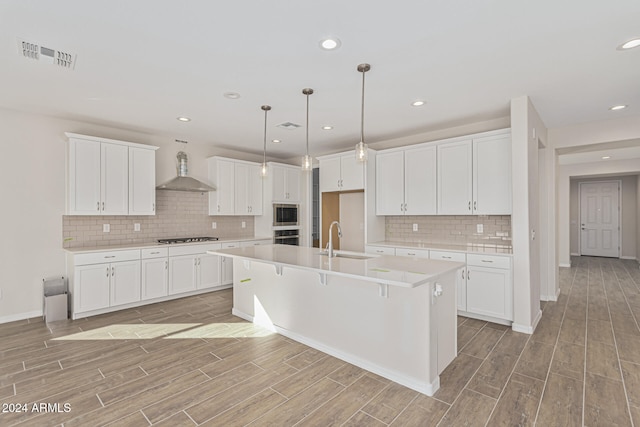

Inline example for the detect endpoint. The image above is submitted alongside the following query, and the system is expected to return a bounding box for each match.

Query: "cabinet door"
[271,166,287,201]
[466,266,512,320]
[129,147,156,215]
[197,253,221,289]
[141,258,168,300]
[247,163,263,215]
[68,139,102,215]
[101,143,129,215]
[437,140,473,215]
[74,264,110,312]
[168,255,197,295]
[110,260,141,306]
[220,257,233,285]
[404,146,436,215]
[319,157,341,192]
[375,151,404,215]
[209,158,235,215]
[285,167,301,202]
[473,135,511,214]
[339,154,364,191]
[234,162,250,215]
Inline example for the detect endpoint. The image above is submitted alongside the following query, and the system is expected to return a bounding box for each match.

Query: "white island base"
[223,248,459,396]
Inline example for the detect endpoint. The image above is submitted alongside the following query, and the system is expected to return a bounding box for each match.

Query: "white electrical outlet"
[134,223,141,232]
[413,224,418,232]
[212,222,217,229]
[241,221,246,229]
[103,224,110,233]
[476,224,483,233]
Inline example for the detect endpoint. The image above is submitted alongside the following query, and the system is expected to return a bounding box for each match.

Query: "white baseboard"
[621,256,637,261]
[0,310,42,325]
[231,307,439,396]
[559,263,572,268]
[570,252,580,257]
[512,309,542,335]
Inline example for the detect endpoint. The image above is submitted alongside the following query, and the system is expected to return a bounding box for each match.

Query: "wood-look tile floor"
[1,256,639,426]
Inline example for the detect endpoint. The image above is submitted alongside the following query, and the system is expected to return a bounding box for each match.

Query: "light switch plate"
[103,224,110,233]
[212,222,217,229]
[134,223,141,232]
[476,224,483,233]
[241,221,246,229]
[412,224,418,231]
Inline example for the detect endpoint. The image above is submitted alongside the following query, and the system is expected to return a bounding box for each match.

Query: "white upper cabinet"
[208,157,235,215]
[128,147,156,215]
[376,146,436,215]
[66,133,158,216]
[235,162,262,215]
[473,134,512,215]
[271,164,301,203]
[208,156,263,215]
[437,139,473,215]
[318,151,364,193]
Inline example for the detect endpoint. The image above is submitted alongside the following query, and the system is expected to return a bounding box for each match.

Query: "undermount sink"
[317,251,375,260]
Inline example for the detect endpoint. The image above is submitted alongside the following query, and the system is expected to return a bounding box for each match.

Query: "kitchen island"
[207,244,463,396]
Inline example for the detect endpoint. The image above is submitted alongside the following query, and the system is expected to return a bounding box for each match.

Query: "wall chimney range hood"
[156,151,216,192]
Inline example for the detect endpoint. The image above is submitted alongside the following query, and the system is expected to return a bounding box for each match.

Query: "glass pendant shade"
[355,63,370,163]
[260,105,271,178]
[301,88,314,172]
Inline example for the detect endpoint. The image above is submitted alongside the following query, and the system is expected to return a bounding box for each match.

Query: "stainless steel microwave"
[273,204,299,226]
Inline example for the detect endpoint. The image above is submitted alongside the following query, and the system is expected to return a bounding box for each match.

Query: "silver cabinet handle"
[473,201,477,211]
[102,202,105,211]
[97,201,100,211]
[407,252,416,256]
[467,270,471,280]
[481,260,494,263]
[462,269,465,279]
[150,251,160,254]
[111,266,115,276]
[104,255,116,258]
[376,250,384,253]
[165,261,168,270]
[468,201,471,211]
[106,267,109,277]
[442,256,452,259]
[217,204,220,212]
[194,259,198,266]
[197,258,201,266]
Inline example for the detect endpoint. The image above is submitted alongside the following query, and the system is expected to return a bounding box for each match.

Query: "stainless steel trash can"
[43,277,68,322]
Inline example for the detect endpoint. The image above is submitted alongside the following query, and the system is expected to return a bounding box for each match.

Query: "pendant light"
[355,63,371,162]
[260,105,271,178]
[301,88,314,171]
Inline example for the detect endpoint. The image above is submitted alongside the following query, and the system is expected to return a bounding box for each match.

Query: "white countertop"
[368,241,513,255]
[64,236,273,254]
[207,244,464,288]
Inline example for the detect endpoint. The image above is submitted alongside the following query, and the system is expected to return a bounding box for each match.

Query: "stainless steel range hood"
[156,151,216,192]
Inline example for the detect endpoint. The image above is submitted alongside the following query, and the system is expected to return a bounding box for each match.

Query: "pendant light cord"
[263,108,268,165]
[360,68,365,144]
[306,92,310,156]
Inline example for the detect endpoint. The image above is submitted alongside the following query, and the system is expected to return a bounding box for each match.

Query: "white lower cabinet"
[168,243,222,295]
[465,254,512,321]
[110,260,141,306]
[141,248,169,300]
[74,264,111,313]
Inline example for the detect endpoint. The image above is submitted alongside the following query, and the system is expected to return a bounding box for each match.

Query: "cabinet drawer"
[467,254,511,269]
[365,245,396,255]
[240,239,271,247]
[168,243,222,256]
[74,249,140,266]
[429,250,466,262]
[221,242,240,249]
[395,248,430,258]
[141,247,168,259]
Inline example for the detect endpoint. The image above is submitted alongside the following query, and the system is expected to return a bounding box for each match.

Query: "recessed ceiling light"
[618,38,640,50]
[411,100,425,107]
[177,117,191,122]
[609,105,627,111]
[223,92,241,99]
[319,38,341,50]
[322,126,333,130]
[272,139,281,143]
[601,156,611,160]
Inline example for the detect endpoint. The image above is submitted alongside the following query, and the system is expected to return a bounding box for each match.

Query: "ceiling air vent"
[277,122,301,130]
[17,38,76,70]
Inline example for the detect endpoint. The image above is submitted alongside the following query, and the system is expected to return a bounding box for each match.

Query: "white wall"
[637,175,640,265]
[0,107,268,323]
[569,176,637,259]
[510,96,546,333]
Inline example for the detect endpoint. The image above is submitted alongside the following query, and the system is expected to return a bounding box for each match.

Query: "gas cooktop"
[157,237,219,244]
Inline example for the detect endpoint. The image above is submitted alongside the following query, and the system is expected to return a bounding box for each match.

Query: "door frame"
[577,179,621,258]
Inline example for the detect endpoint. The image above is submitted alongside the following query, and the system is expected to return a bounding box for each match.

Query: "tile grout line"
[604,259,637,427]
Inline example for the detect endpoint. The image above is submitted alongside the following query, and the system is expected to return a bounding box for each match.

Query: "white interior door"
[580,181,620,257]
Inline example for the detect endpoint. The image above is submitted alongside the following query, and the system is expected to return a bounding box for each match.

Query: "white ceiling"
[1,1,639,160]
